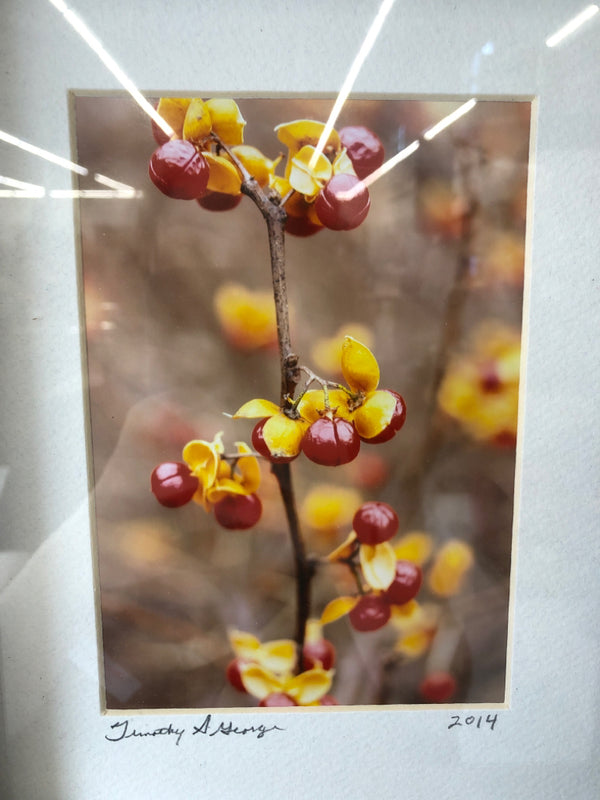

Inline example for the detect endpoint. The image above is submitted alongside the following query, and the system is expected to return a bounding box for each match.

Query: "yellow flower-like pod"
[275,119,341,160]
[304,618,324,644]
[341,336,380,394]
[320,596,358,625]
[352,390,397,439]
[296,389,352,423]
[231,145,280,187]
[205,98,246,145]
[288,145,332,197]
[239,663,282,699]
[207,441,260,504]
[310,324,374,376]
[258,640,297,674]
[182,434,223,510]
[438,321,521,443]
[326,530,358,562]
[391,601,440,658]
[285,668,333,705]
[395,630,434,659]
[261,413,309,459]
[301,485,362,532]
[182,98,212,145]
[270,174,290,197]
[229,629,262,658]
[234,398,281,419]
[233,398,309,459]
[359,542,397,590]
[239,663,333,705]
[182,435,259,509]
[332,149,356,176]
[394,532,434,566]
[213,283,278,351]
[203,152,242,195]
[428,540,474,597]
[156,97,192,139]
[228,630,296,674]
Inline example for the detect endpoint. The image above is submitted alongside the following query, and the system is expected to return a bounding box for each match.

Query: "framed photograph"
[1,1,598,798]
[75,92,528,712]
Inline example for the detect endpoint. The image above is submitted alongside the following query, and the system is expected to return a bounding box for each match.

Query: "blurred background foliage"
[74,95,530,708]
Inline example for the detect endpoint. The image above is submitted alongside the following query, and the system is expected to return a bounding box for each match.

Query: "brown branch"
[272,462,315,670]
[229,144,312,671]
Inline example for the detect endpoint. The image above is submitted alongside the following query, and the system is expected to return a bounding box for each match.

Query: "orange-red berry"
[151,462,198,507]
[348,594,391,632]
[214,493,262,530]
[149,140,209,200]
[259,693,298,707]
[315,174,370,231]
[353,501,399,545]
[302,417,360,467]
[339,126,385,179]
[382,560,422,605]
[419,672,457,703]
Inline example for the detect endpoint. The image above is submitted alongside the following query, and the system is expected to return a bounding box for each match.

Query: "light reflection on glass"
[0,190,46,198]
[94,173,136,192]
[309,0,396,169]
[0,129,87,175]
[47,0,173,138]
[545,4,598,47]
[0,176,45,196]
[361,140,420,189]
[423,99,477,141]
[338,140,420,200]
[49,189,141,199]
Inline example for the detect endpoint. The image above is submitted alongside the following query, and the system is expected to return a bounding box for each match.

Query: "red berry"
[151,461,198,507]
[382,560,422,606]
[225,658,251,693]
[259,692,298,707]
[284,214,323,237]
[339,126,385,180]
[352,501,399,545]
[348,594,391,632]
[314,174,371,231]
[493,430,517,448]
[252,418,297,464]
[319,695,339,706]
[479,363,502,393]
[302,639,336,670]
[213,493,262,530]
[149,139,209,200]
[360,391,407,444]
[197,191,243,212]
[419,671,457,703]
[301,417,360,467]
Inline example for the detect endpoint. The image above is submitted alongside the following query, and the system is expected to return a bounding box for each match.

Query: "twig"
[225,135,314,671]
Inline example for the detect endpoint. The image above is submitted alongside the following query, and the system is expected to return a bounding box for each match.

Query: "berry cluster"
[274,120,383,235]
[226,628,337,707]
[350,502,423,632]
[149,97,273,210]
[322,501,423,634]
[235,336,406,467]
[148,98,385,234]
[150,434,262,531]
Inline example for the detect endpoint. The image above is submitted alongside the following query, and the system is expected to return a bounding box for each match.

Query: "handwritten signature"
[105,715,285,747]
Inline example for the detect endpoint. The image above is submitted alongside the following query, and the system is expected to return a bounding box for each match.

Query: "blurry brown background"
[73,95,530,708]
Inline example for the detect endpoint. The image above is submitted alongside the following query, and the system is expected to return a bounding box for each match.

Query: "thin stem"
[272,462,315,669]
[342,557,365,596]
[230,143,313,670]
